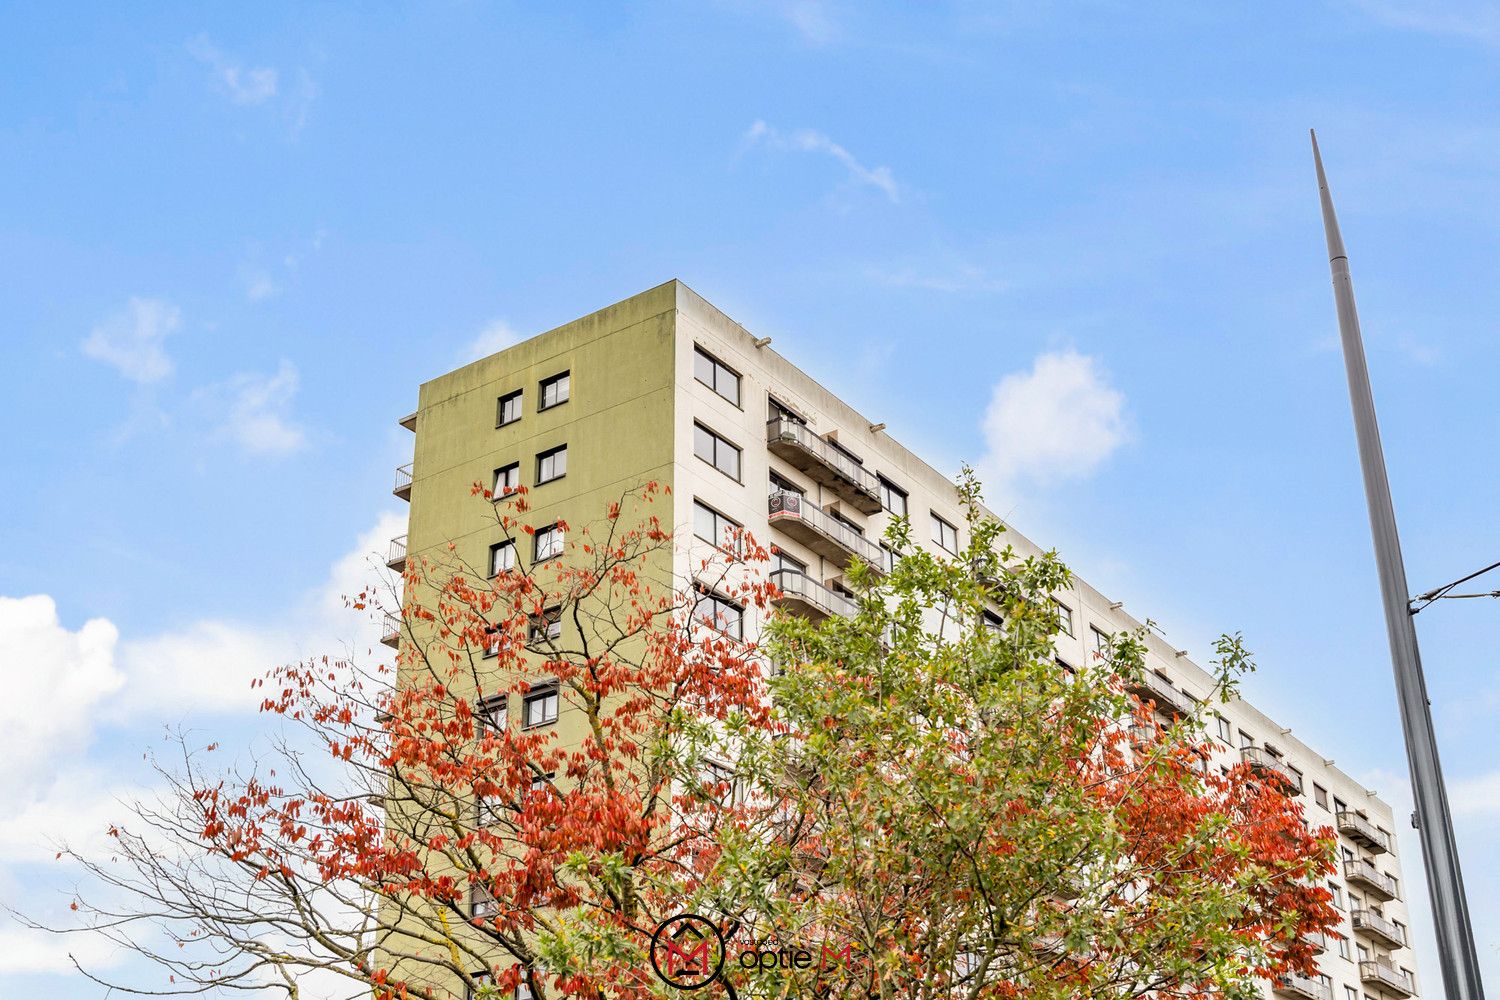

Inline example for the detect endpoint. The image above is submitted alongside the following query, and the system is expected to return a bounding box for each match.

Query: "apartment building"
[387,279,1422,1000]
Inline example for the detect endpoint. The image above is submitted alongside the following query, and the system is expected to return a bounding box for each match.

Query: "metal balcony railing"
[380,612,401,648]
[1358,961,1415,997]
[1273,972,1332,1000]
[769,569,857,620]
[394,463,413,500]
[1345,857,1399,901]
[1124,670,1194,718]
[765,418,882,513]
[767,491,884,571]
[1240,746,1304,794]
[1336,810,1390,854]
[1351,908,1405,949]
[387,535,407,571]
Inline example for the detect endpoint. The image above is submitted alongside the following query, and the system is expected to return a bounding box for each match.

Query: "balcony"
[1123,670,1194,718]
[1336,811,1391,854]
[1345,857,1399,902]
[769,569,857,620]
[380,612,401,648]
[1273,972,1332,1000]
[398,411,417,432]
[1351,909,1405,949]
[394,463,413,501]
[765,418,882,514]
[387,535,408,572]
[1358,961,1415,997]
[1241,746,1304,794]
[767,491,885,572]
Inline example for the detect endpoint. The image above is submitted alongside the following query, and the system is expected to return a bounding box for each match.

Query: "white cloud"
[1452,769,1500,816]
[1351,0,1500,45]
[187,35,279,105]
[979,349,1130,498]
[81,298,180,384]
[743,120,902,203]
[0,597,125,800]
[462,319,521,362]
[777,0,841,44]
[197,360,308,456]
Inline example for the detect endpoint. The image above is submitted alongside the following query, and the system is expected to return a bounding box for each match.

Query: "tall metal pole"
[1311,130,1485,1000]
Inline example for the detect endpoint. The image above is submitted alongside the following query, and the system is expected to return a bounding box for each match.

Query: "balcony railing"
[1358,961,1415,997]
[765,418,882,513]
[1351,908,1405,949]
[1240,746,1304,794]
[1124,670,1194,718]
[387,535,408,571]
[1273,972,1332,1000]
[394,463,413,501]
[767,491,885,571]
[380,612,401,648]
[1336,810,1390,854]
[1345,857,1399,901]
[769,569,857,620]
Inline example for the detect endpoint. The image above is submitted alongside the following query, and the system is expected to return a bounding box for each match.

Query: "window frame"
[534,523,564,561]
[692,588,744,640]
[535,443,568,485]
[494,461,521,498]
[496,389,523,427]
[528,606,562,644]
[693,346,742,407]
[537,371,571,411]
[522,684,560,728]
[477,694,507,735]
[877,475,908,517]
[489,539,517,578]
[1052,599,1075,636]
[930,512,959,554]
[693,499,740,551]
[693,422,742,482]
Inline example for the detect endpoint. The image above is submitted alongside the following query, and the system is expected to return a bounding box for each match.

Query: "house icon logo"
[650,913,726,990]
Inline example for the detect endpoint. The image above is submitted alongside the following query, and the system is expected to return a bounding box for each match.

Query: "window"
[693,423,741,480]
[1344,989,1357,1000]
[828,437,863,468]
[489,540,516,578]
[1328,882,1344,909]
[529,607,562,643]
[1334,796,1347,814]
[534,523,564,561]
[478,695,507,734]
[768,396,805,425]
[538,371,570,410]
[536,444,567,484]
[1053,600,1075,636]
[829,508,864,536]
[494,462,521,497]
[692,590,744,640]
[880,542,897,573]
[1090,627,1112,658]
[981,610,1004,631]
[693,500,739,550]
[769,470,802,497]
[694,346,741,406]
[1378,826,1392,852]
[1338,935,1351,960]
[471,881,498,919]
[1216,714,1232,742]
[1289,766,1304,794]
[529,771,555,795]
[772,549,806,575]
[482,627,500,658]
[877,476,907,516]
[1238,730,1254,749]
[523,685,559,727]
[701,760,743,806]
[497,389,523,426]
[931,513,959,553]
[1314,783,1329,809]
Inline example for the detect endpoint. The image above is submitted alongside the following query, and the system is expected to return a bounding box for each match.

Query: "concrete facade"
[392,280,1422,1000]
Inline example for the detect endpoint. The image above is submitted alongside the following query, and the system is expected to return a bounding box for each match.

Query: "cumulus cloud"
[979,349,1130,498]
[462,319,521,362]
[743,120,902,202]
[195,359,308,456]
[187,35,279,105]
[81,298,180,383]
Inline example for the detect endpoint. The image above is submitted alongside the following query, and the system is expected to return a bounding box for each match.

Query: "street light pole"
[1311,129,1485,1000]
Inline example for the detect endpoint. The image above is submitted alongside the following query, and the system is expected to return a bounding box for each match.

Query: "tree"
[30,473,1340,1000]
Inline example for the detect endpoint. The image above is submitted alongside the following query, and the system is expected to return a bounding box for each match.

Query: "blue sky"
[3,2,1499,995]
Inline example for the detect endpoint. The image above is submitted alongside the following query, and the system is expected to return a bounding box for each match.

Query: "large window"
[692,590,743,639]
[489,540,516,577]
[693,500,739,550]
[694,346,740,406]
[497,389,523,427]
[538,371,570,410]
[694,423,741,481]
[494,462,520,497]
[523,685,559,727]
[877,476,907,516]
[536,444,567,484]
[535,523,564,561]
[930,513,959,553]
[1052,599,1074,636]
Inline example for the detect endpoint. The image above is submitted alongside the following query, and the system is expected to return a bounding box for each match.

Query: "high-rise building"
[389,279,1422,1000]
